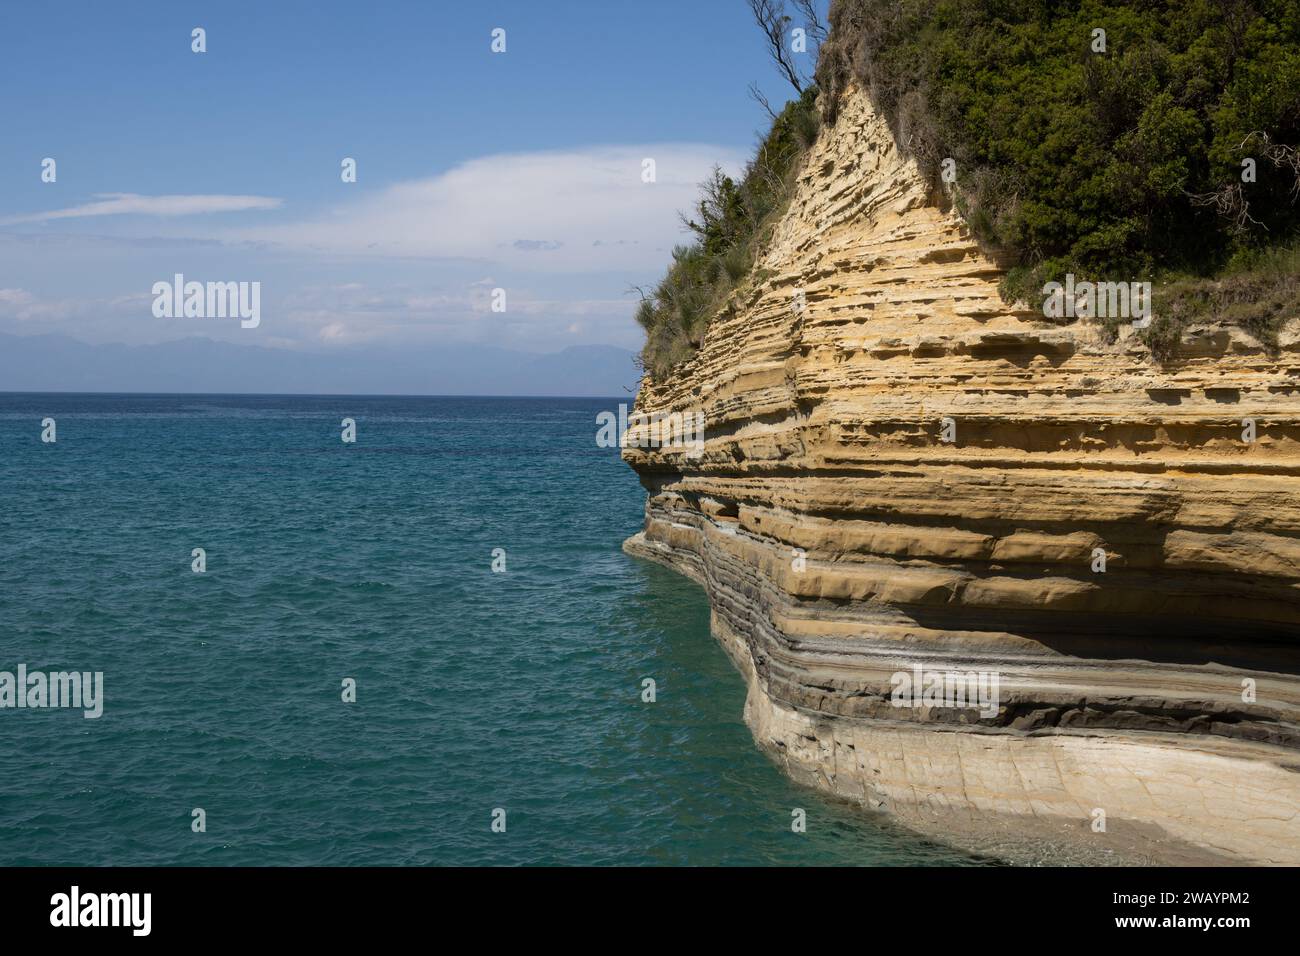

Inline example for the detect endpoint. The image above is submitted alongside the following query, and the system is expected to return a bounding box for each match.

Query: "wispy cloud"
[0,193,282,226]
[0,143,743,352]
[231,144,745,271]
[0,286,148,331]
[273,282,639,347]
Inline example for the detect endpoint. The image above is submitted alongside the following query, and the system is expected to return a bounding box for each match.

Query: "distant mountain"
[0,333,641,397]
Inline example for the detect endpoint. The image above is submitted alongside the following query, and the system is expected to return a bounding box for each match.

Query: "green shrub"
[1143,242,1300,357]
[814,0,1300,355]
[639,2,1300,376]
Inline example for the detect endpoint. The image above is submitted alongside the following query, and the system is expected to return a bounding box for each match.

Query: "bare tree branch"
[792,0,828,47]
[1241,131,1300,201]
[748,81,778,121]
[1190,131,1300,233]
[1188,183,1265,231]
[748,0,804,94]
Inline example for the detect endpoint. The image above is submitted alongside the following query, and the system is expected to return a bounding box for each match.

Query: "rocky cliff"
[623,81,1300,865]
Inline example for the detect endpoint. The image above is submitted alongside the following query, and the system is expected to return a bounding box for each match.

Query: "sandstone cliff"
[623,81,1300,865]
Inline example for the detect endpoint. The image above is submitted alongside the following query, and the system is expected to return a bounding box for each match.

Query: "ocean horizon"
[0,392,985,866]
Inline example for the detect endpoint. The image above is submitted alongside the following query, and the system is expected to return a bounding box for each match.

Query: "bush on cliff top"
[815,0,1300,354]
[640,1,1300,377]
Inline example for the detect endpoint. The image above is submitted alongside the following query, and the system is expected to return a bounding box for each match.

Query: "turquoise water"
[0,394,985,866]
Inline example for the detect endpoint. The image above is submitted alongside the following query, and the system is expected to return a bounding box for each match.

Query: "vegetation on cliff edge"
[816,0,1300,355]
[636,88,821,377]
[639,1,1300,377]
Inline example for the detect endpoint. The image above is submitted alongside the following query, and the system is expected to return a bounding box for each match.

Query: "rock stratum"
[622,81,1300,865]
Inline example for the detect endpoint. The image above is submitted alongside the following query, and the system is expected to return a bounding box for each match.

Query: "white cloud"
[0,142,746,352]
[0,193,282,225]
[0,288,35,309]
[231,144,745,271]
[271,281,639,347]
[0,287,67,322]
[0,286,128,330]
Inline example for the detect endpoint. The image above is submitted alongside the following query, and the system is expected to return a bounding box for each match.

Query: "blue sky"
[0,0,821,360]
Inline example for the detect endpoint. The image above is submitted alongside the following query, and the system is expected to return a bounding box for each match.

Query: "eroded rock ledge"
[622,83,1300,866]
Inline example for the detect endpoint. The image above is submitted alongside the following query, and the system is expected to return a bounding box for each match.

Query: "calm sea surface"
[0,394,987,865]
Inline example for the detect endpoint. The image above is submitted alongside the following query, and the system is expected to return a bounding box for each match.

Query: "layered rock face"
[623,82,1300,865]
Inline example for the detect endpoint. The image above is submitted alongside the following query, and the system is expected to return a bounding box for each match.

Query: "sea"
[0,393,988,866]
